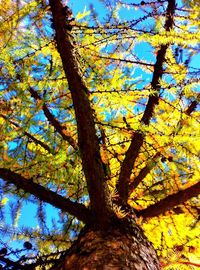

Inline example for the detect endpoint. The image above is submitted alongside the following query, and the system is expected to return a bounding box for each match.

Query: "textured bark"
[49,0,113,225]
[50,219,161,270]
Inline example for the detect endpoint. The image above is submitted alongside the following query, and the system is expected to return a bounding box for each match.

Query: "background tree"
[0,0,199,269]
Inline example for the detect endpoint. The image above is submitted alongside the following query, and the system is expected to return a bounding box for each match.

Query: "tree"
[0,0,199,269]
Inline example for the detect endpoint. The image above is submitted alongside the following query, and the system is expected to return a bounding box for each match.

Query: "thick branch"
[117,0,175,202]
[49,0,113,224]
[0,168,91,223]
[138,181,200,218]
[29,87,78,150]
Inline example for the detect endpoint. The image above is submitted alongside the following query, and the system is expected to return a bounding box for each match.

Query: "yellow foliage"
[0,197,8,205]
[76,7,90,21]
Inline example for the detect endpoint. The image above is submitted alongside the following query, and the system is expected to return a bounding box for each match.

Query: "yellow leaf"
[76,7,90,20]
[1,197,8,205]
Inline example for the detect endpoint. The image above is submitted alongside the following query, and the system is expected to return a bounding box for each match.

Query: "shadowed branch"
[128,153,161,194]
[0,113,52,154]
[117,0,176,202]
[185,93,200,115]
[138,181,200,218]
[29,87,78,150]
[128,94,200,195]
[49,0,113,224]
[0,168,91,223]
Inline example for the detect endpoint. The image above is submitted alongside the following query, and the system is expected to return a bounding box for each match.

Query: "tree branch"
[49,0,113,224]
[128,92,200,195]
[0,168,91,223]
[138,181,200,218]
[129,153,161,194]
[185,93,200,115]
[0,256,23,270]
[117,0,176,202]
[0,113,52,154]
[88,52,154,67]
[29,87,78,150]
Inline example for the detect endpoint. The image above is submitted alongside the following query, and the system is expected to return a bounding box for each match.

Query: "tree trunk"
[51,218,161,270]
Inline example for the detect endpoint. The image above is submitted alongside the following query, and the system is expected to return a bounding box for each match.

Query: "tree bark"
[49,0,114,225]
[50,218,161,270]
